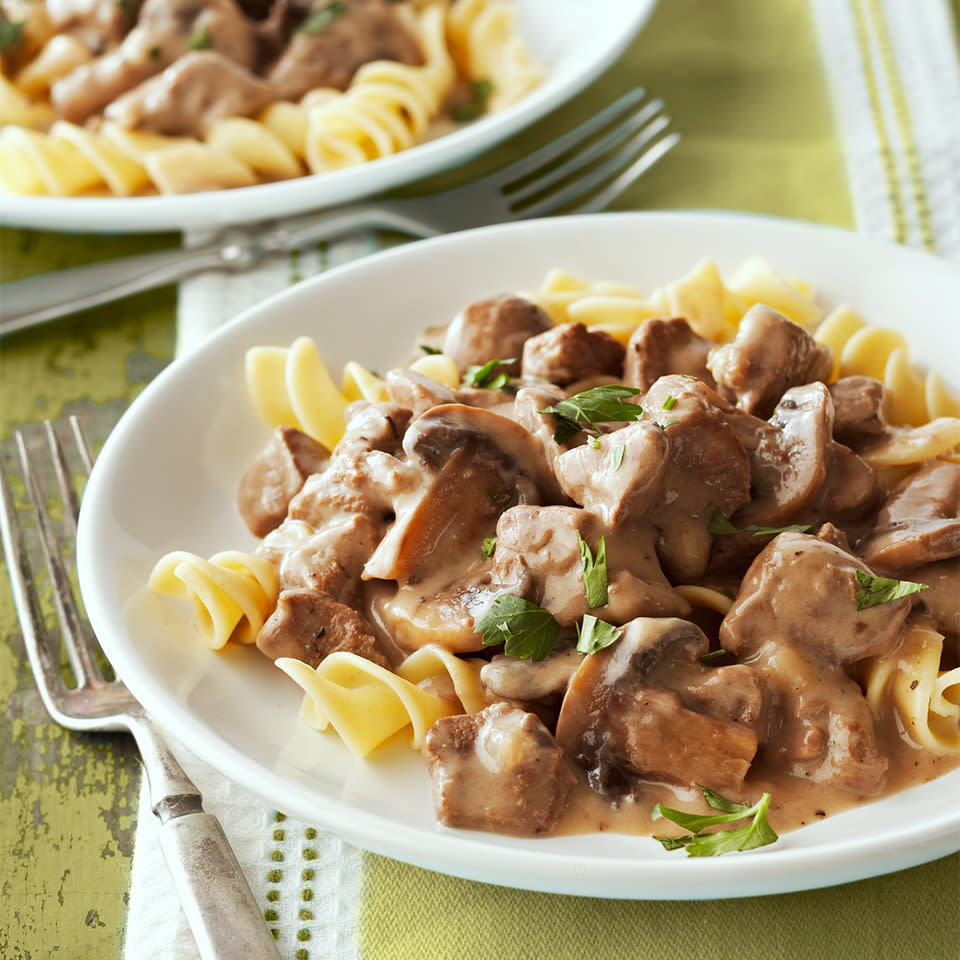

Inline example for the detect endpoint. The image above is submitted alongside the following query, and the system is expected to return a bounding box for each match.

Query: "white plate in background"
[77,212,960,898]
[0,0,657,234]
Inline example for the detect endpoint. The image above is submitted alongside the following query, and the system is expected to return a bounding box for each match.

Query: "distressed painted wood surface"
[1,226,176,959]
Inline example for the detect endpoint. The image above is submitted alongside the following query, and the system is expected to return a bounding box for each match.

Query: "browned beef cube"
[521,322,625,386]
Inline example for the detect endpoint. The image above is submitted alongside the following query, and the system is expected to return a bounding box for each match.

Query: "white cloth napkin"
[810,0,960,259]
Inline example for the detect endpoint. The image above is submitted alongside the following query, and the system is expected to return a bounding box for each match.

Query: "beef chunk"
[256,588,386,667]
[707,304,832,418]
[623,317,716,391]
[521,322,625,386]
[237,426,329,537]
[442,295,552,377]
[721,532,910,665]
[555,618,760,796]
[423,702,576,835]
[859,460,960,574]
[267,0,423,101]
[906,559,960,635]
[491,505,690,627]
[828,376,887,448]
[641,375,752,582]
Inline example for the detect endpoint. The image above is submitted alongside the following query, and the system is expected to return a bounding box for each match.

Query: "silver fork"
[0,418,282,960]
[1,87,680,335]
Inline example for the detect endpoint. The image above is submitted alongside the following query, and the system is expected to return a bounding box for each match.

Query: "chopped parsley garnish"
[540,385,643,444]
[464,357,515,390]
[475,595,560,661]
[699,649,729,665]
[480,536,497,560]
[612,444,625,470]
[419,344,442,355]
[577,532,608,609]
[451,78,494,122]
[188,25,214,50]
[298,1,348,33]
[115,0,136,18]
[662,395,678,410]
[853,569,928,610]
[587,435,601,449]
[576,614,622,655]
[652,787,778,857]
[0,14,24,52]
[485,488,498,505]
[149,45,162,61]
[708,508,814,539]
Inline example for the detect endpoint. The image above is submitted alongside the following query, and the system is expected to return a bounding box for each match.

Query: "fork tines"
[0,418,110,722]
[501,88,680,218]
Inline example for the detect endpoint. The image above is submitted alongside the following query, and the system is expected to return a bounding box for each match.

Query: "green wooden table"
[2,2,958,957]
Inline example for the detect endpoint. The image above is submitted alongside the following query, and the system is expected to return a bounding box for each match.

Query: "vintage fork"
[1,87,680,334]
[0,418,282,960]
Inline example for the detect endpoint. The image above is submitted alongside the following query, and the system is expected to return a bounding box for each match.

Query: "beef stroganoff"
[147,256,960,851]
[0,0,541,195]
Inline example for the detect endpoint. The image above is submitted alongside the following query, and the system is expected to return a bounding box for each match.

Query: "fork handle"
[157,806,283,960]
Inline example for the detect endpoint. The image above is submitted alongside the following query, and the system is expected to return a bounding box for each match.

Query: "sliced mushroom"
[706,304,832,418]
[237,426,329,538]
[362,404,563,585]
[480,647,584,702]
[385,368,456,419]
[555,617,760,796]
[423,702,577,835]
[859,460,960,574]
[828,376,887,449]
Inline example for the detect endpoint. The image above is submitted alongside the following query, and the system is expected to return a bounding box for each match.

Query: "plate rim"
[77,210,960,899]
[0,0,658,234]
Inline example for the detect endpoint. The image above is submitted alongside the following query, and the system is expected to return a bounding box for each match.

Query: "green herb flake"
[149,45,163,61]
[612,444,625,471]
[0,14,24,52]
[699,649,729,665]
[188,25,214,50]
[298,0,348,34]
[662,395,678,410]
[708,508,814,539]
[475,595,560,661]
[419,344,442,355]
[576,614,623,655]
[540,385,642,444]
[587,435,601,450]
[464,357,515,390]
[451,78,494,123]
[485,488,497,506]
[853,569,929,610]
[480,536,497,560]
[577,532,608,609]
[115,0,135,18]
[652,787,778,857]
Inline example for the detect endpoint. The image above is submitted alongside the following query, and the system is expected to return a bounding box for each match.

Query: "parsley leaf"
[853,569,928,610]
[298,0,348,33]
[475,595,560,661]
[480,536,497,560]
[699,649,729,665]
[464,357,515,390]
[652,788,778,857]
[451,78,494,122]
[419,344,442,355]
[540,385,643,444]
[577,532,608,608]
[662,395,678,410]
[576,614,622,655]
[587,435,601,449]
[708,508,814,538]
[0,14,24,52]
[188,25,214,50]
[612,444,625,470]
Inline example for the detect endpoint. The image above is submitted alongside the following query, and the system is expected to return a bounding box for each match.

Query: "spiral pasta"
[276,651,461,755]
[148,550,279,651]
[447,0,543,111]
[863,622,960,755]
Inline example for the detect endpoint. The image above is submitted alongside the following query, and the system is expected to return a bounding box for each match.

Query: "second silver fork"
[1,88,680,335]
[0,418,282,960]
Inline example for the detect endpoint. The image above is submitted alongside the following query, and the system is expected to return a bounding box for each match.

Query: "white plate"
[77,212,960,899]
[0,0,655,234]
